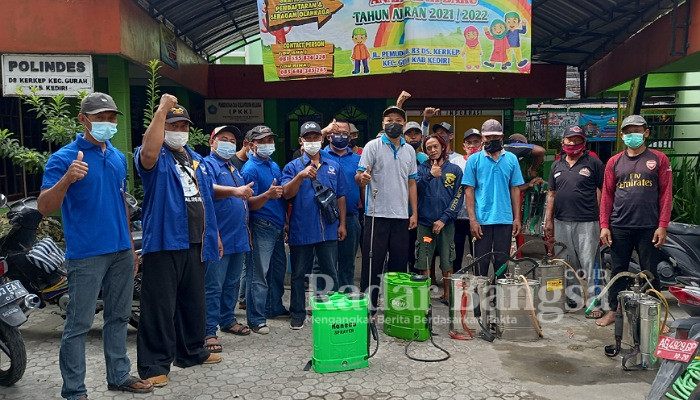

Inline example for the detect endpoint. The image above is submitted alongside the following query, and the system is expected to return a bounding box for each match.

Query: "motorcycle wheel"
[0,323,27,386]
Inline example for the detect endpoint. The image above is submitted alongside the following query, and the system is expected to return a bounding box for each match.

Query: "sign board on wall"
[1,54,93,97]
[205,99,265,124]
[160,25,179,69]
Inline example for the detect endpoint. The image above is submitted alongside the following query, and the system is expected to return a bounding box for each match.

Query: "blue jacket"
[416,159,464,227]
[135,145,220,262]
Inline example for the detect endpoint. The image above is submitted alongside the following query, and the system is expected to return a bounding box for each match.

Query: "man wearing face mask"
[201,126,255,351]
[462,119,524,277]
[39,92,153,399]
[240,125,288,334]
[322,120,362,291]
[545,126,604,314]
[432,122,462,161]
[282,122,347,329]
[135,96,222,387]
[349,123,363,155]
[356,106,418,313]
[597,115,673,327]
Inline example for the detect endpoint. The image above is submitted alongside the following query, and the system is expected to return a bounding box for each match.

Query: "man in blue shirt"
[38,92,153,399]
[201,126,255,352]
[322,119,361,292]
[135,95,222,387]
[283,121,347,329]
[240,126,287,334]
[462,119,524,276]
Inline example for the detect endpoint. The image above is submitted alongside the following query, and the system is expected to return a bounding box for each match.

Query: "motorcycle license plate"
[0,280,29,308]
[654,336,700,363]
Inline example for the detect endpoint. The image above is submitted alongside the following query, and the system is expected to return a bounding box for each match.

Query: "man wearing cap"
[322,120,362,291]
[39,92,153,399]
[348,123,363,155]
[356,106,418,312]
[134,95,222,386]
[201,126,255,351]
[462,119,524,276]
[545,126,605,314]
[283,121,347,329]
[240,125,287,334]
[504,133,546,177]
[450,128,482,271]
[597,115,673,327]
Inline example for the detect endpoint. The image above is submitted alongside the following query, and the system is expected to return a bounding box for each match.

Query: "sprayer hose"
[646,288,670,333]
[552,258,589,313]
[666,358,700,400]
[586,271,655,315]
[518,275,543,338]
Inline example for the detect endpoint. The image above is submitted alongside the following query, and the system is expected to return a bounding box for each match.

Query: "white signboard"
[205,99,264,124]
[2,54,93,97]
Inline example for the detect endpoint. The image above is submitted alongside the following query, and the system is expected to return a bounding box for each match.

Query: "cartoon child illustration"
[504,11,529,68]
[261,5,292,44]
[351,27,370,74]
[460,26,482,70]
[483,19,510,70]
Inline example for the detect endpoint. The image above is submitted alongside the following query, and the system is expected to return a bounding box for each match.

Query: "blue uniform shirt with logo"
[134,145,220,262]
[322,146,361,215]
[241,154,287,229]
[282,153,348,246]
[203,152,251,255]
[41,134,131,260]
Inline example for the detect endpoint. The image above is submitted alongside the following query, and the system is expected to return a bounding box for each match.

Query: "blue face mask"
[622,132,644,149]
[215,141,236,159]
[256,143,275,158]
[88,121,118,142]
[331,135,350,150]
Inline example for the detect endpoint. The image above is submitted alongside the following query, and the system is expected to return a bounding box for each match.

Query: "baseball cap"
[247,125,277,141]
[481,119,503,135]
[508,133,528,143]
[80,92,123,115]
[564,126,586,138]
[166,106,193,124]
[383,105,406,120]
[300,121,322,137]
[210,125,241,141]
[463,128,481,140]
[403,121,422,134]
[432,122,454,134]
[621,115,647,129]
[349,123,359,134]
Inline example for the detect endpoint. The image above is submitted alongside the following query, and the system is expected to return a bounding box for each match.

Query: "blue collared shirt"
[202,152,251,255]
[41,134,131,259]
[240,154,286,229]
[134,145,220,262]
[282,153,347,246]
[322,146,361,215]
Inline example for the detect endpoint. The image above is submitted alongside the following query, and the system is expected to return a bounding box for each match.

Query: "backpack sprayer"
[586,271,669,371]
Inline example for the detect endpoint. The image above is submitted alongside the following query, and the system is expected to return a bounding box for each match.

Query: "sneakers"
[251,324,270,335]
[290,318,305,330]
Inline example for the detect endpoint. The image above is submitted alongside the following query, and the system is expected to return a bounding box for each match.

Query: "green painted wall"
[107,56,134,190]
[674,72,700,155]
[604,73,683,94]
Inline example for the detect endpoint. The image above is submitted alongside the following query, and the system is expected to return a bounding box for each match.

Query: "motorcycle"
[601,222,700,288]
[0,194,41,386]
[0,193,142,330]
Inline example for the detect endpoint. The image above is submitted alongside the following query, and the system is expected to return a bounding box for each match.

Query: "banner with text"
[2,54,93,97]
[258,0,532,81]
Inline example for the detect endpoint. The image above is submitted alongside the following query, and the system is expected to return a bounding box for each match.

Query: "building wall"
[674,72,700,155]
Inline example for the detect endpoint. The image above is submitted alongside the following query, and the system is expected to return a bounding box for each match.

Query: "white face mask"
[303,141,322,156]
[164,130,188,149]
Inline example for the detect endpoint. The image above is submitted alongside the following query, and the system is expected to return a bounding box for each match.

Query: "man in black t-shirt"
[545,126,604,314]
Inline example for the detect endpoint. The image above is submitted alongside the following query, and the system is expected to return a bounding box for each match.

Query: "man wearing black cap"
[504,133,545,177]
[135,94,222,387]
[545,126,604,314]
[39,92,154,399]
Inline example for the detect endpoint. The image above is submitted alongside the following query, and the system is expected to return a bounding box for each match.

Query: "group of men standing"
[38,90,672,400]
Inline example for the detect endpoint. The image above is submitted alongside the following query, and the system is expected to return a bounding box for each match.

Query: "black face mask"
[484,139,503,153]
[408,141,421,150]
[384,123,403,139]
[348,138,358,148]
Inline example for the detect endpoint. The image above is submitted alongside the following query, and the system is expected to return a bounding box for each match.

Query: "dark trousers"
[453,219,473,273]
[473,224,512,277]
[137,244,209,378]
[608,227,663,309]
[408,226,418,274]
[289,241,339,320]
[361,217,409,312]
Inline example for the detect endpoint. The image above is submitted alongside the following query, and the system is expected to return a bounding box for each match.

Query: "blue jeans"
[247,218,287,327]
[337,214,360,291]
[290,240,339,320]
[205,252,245,337]
[60,249,133,400]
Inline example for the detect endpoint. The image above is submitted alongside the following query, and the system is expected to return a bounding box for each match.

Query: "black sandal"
[221,323,251,336]
[107,375,154,393]
[204,335,223,352]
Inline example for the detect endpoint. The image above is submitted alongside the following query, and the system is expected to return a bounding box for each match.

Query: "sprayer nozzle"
[495,264,508,277]
[584,298,600,316]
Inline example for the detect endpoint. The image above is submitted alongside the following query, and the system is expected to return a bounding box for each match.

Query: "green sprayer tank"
[310,292,370,373]
[383,272,431,341]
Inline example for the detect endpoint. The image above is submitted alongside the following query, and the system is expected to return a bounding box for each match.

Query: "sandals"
[107,375,154,393]
[221,322,251,336]
[585,310,605,320]
[204,335,223,353]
